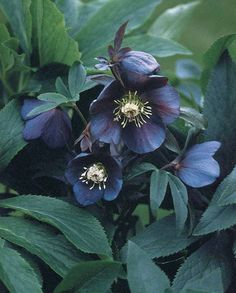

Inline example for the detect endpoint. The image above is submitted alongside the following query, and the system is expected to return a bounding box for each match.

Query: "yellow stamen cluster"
[113,91,152,128]
[80,163,108,190]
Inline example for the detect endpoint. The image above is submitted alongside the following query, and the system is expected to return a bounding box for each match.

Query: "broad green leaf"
[0,0,32,55]
[0,24,14,73]
[0,246,42,293]
[55,0,107,37]
[27,101,58,117]
[194,167,236,235]
[201,34,236,90]
[0,99,27,172]
[172,236,233,293]
[204,52,236,176]
[0,216,85,277]
[164,128,181,154]
[77,0,162,62]
[168,174,188,231]
[55,260,122,293]
[180,107,206,130]
[122,215,198,259]
[68,62,86,101]
[37,92,68,104]
[150,170,168,215]
[126,162,157,181]
[30,0,80,66]
[127,241,170,293]
[0,195,112,257]
[55,77,71,98]
[84,35,192,66]
[149,2,200,41]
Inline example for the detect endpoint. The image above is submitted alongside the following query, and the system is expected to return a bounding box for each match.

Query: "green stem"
[73,104,88,127]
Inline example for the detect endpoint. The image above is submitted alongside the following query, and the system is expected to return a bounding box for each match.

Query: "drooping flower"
[21,99,72,148]
[174,141,221,187]
[89,78,180,154]
[65,153,122,206]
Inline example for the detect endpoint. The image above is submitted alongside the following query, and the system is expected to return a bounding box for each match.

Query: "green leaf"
[0,24,14,73]
[149,2,200,41]
[77,0,162,62]
[194,167,236,235]
[0,246,42,293]
[203,51,236,175]
[0,216,85,277]
[126,162,157,181]
[55,260,122,293]
[0,99,27,172]
[55,0,107,37]
[168,174,188,231]
[164,128,181,154]
[0,195,112,257]
[27,101,58,117]
[55,77,71,98]
[201,34,236,91]
[0,0,32,55]
[127,241,170,293]
[68,62,86,101]
[122,35,192,58]
[180,107,206,130]
[150,170,168,215]
[172,236,233,293]
[30,0,80,66]
[122,215,198,259]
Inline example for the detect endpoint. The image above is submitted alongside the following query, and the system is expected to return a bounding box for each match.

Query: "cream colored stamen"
[80,163,107,190]
[113,91,152,128]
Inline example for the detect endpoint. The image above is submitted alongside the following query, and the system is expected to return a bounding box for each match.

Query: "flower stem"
[72,104,88,127]
[0,74,14,97]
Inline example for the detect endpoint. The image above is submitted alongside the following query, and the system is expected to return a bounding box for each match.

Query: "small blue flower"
[175,141,221,187]
[21,99,72,148]
[90,78,180,154]
[65,153,122,206]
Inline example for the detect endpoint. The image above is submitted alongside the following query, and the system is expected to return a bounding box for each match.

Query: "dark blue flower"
[111,50,160,90]
[175,141,221,187]
[89,78,180,154]
[21,99,72,148]
[65,153,122,206]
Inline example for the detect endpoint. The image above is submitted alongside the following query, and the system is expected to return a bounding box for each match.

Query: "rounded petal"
[116,50,160,89]
[141,85,180,124]
[177,158,220,188]
[90,111,121,144]
[183,141,221,161]
[23,111,51,140]
[104,178,123,201]
[73,182,104,206]
[21,99,46,120]
[122,117,166,154]
[140,75,168,91]
[41,109,72,148]
[90,80,124,114]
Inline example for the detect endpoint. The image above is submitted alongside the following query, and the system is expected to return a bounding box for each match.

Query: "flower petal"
[104,178,122,201]
[141,85,180,124]
[182,141,221,161]
[177,158,220,188]
[21,99,46,120]
[73,182,104,206]
[122,117,166,154]
[23,111,51,140]
[41,109,72,148]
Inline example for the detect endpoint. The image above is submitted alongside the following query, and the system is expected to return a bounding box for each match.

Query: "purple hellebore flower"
[89,78,180,154]
[65,153,122,206]
[21,99,72,149]
[175,141,221,187]
[111,50,160,90]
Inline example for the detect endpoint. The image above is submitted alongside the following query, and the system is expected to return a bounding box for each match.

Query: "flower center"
[80,163,108,190]
[113,91,152,128]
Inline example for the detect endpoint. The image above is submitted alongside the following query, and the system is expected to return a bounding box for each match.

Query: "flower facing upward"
[65,153,122,206]
[21,99,72,149]
[174,141,221,187]
[89,78,180,154]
